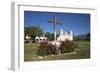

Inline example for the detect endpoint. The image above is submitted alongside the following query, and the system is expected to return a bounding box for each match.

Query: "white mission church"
[35,28,73,43]
[57,29,73,41]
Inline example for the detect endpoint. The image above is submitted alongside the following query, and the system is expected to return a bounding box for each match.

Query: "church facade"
[57,29,73,41]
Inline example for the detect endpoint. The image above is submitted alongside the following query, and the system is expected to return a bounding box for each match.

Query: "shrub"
[37,42,57,56]
[59,40,77,54]
[37,40,78,56]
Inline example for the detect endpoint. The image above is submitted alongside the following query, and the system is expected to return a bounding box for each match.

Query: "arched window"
[36,39,38,41]
[43,39,45,41]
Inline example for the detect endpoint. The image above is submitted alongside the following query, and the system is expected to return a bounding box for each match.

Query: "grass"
[24,41,90,61]
[24,43,39,61]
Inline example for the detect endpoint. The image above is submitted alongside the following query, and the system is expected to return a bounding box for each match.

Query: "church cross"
[47,15,62,41]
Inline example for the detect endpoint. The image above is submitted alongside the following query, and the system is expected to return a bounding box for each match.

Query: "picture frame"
[11,2,97,71]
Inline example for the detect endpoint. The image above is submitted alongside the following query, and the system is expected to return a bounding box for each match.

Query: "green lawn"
[24,41,90,61]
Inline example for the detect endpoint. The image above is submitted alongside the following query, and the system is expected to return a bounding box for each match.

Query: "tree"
[45,32,54,41]
[24,26,43,41]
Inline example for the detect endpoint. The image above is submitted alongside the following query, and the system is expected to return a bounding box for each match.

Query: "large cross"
[48,15,62,41]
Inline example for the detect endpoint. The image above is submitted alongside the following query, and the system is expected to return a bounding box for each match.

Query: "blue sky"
[24,11,90,36]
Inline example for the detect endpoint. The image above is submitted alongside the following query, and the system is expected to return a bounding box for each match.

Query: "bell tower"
[59,29,63,36]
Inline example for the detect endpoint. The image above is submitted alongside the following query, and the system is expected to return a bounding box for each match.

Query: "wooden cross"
[48,15,62,41]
